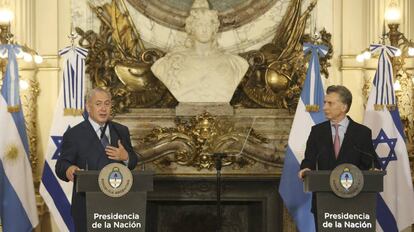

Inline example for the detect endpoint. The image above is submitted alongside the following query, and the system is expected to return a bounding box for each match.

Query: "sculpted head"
[185,0,220,45]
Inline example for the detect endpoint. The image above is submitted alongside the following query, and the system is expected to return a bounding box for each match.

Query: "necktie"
[333,124,340,158]
[100,127,109,148]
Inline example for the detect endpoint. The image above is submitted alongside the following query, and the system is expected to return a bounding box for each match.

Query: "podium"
[304,168,385,232]
[76,170,153,231]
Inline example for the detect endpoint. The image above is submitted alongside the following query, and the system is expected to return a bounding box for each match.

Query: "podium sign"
[86,192,147,231]
[76,165,153,232]
[304,164,385,232]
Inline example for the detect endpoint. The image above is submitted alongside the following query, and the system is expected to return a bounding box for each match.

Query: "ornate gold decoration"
[21,76,40,171]
[76,0,176,113]
[135,112,282,170]
[63,108,83,116]
[305,105,319,112]
[77,0,331,111]
[232,0,332,109]
[383,24,414,173]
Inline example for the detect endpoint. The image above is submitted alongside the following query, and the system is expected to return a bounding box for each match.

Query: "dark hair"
[326,85,352,112]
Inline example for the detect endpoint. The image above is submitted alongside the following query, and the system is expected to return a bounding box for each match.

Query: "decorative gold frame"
[76,0,332,112]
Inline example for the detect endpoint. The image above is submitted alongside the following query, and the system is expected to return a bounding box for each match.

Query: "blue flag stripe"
[41,162,75,231]
[279,147,314,230]
[386,61,395,104]
[63,61,67,109]
[0,162,33,232]
[80,62,84,109]
[389,109,405,141]
[1,66,30,156]
[377,194,398,231]
[75,55,79,109]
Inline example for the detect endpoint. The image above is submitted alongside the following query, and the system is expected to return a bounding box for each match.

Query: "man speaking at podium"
[297,85,380,229]
[55,87,138,232]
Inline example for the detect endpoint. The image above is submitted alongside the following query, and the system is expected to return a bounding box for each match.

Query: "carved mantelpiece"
[114,108,293,175]
[113,108,295,231]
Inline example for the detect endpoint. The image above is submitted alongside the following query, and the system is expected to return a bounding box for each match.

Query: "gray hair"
[85,87,112,103]
[326,85,352,112]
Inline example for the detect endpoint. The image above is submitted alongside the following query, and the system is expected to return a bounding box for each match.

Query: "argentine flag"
[363,44,414,231]
[39,46,87,232]
[279,43,327,231]
[0,45,38,231]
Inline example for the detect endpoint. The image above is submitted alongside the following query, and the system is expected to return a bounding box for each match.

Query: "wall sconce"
[357,0,413,62]
[356,0,413,92]
[0,7,43,65]
[384,0,401,24]
[379,0,414,155]
[384,0,413,56]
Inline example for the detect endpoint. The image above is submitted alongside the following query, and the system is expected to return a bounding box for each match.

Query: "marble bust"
[151,0,249,103]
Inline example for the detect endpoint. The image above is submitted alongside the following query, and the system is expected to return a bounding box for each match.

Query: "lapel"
[108,121,120,147]
[321,121,336,159]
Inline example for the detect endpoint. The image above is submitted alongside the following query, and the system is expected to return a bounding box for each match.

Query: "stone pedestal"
[175,102,234,116]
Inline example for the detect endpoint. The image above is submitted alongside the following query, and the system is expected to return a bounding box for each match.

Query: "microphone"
[212,153,227,171]
[353,145,376,170]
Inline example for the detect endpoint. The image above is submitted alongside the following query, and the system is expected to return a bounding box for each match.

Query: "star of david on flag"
[363,44,414,231]
[39,46,88,232]
[372,129,397,170]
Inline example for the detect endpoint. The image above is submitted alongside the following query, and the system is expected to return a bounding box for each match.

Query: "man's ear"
[343,104,349,113]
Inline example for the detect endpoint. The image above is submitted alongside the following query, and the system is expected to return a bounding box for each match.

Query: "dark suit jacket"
[55,120,138,232]
[300,116,380,213]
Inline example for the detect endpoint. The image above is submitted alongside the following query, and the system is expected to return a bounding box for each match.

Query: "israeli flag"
[0,45,39,231]
[59,46,88,114]
[39,46,88,232]
[279,43,327,231]
[363,44,414,231]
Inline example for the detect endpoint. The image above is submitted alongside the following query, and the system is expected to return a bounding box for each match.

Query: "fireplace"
[146,175,282,232]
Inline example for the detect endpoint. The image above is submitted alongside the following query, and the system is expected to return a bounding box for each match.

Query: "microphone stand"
[213,152,227,232]
[353,146,376,170]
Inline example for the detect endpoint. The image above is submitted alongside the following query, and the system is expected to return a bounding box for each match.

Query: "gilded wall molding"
[135,112,282,171]
[76,0,331,112]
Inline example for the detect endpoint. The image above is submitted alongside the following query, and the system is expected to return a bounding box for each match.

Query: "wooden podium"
[76,170,153,232]
[304,168,385,232]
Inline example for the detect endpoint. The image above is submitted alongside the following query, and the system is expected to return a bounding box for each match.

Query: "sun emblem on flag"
[5,144,19,163]
[372,129,397,170]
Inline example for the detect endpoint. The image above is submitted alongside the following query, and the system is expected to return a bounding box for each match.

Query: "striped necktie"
[100,127,109,148]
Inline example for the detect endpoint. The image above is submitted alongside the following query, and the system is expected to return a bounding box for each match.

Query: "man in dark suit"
[55,87,138,232]
[298,85,380,230]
